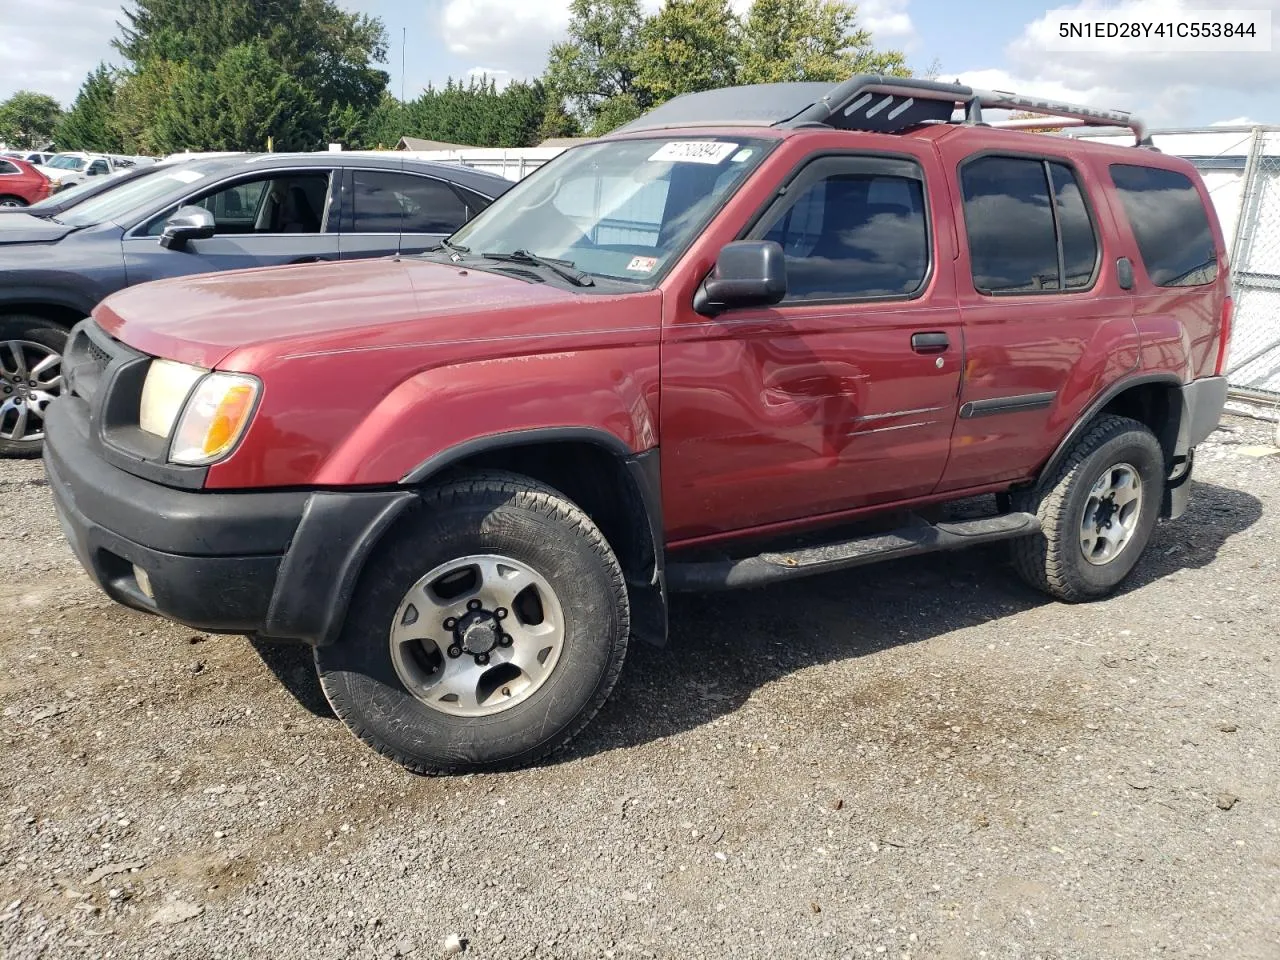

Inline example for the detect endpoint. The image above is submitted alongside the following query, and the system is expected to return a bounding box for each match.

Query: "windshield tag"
[626,256,658,273]
[649,141,738,165]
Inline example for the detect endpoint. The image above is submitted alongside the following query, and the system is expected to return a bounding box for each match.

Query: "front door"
[660,151,963,543]
[122,170,339,284]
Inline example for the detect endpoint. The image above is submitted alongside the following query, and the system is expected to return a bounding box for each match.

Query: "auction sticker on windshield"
[649,141,738,164]
[626,256,658,272]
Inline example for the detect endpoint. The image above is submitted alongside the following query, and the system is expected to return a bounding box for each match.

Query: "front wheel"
[1,314,69,457]
[1011,415,1165,602]
[316,471,630,774]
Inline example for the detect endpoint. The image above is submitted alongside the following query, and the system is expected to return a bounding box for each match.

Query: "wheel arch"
[1040,375,1184,479]
[0,293,94,328]
[404,429,668,648]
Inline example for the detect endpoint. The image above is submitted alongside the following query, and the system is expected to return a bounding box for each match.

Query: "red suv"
[44,76,1230,773]
[0,156,51,208]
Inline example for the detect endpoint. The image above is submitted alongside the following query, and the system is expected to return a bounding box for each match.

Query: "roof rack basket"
[784,75,1150,146]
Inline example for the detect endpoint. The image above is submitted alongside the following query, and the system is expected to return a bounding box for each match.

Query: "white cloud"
[858,0,915,43]
[0,0,120,104]
[1212,116,1259,126]
[967,0,1280,126]
[438,0,573,83]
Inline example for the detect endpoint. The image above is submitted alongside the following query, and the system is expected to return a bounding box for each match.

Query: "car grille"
[63,321,129,405]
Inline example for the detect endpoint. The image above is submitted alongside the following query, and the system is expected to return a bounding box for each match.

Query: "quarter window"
[351,171,469,234]
[753,159,931,301]
[1109,164,1217,287]
[960,156,1098,295]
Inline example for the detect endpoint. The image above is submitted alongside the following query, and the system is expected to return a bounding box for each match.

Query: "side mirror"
[695,240,787,316]
[159,205,216,250]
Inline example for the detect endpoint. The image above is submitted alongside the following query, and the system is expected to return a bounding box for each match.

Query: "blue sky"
[3,0,1278,128]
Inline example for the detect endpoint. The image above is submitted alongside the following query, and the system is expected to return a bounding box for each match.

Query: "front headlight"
[139,361,260,465]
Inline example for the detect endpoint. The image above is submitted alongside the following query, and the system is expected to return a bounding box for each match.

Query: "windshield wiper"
[425,237,470,258]
[482,249,594,287]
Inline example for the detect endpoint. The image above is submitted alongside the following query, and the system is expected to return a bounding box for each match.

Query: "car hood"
[0,212,76,244]
[95,256,608,370]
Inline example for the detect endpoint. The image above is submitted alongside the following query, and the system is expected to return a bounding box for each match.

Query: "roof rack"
[784,75,1150,146]
[611,75,1150,146]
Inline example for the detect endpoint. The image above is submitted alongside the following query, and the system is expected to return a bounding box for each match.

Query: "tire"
[0,314,72,458]
[0,195,27,208]
[1011,415,1164,602]
[315,470,630,774]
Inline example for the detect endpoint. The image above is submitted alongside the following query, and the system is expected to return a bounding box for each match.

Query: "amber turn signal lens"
[169,373,261,465]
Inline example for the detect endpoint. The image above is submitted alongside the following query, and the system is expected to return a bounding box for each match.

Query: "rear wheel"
[1011,415,1164,602]
[315,471,630,774]
[0,315,70,457]
[0,195,27,208]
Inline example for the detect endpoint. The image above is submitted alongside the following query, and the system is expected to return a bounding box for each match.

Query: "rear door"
[934,145,1142,492]
[337,168,478,260]
[660,146,965,541]
[122,168,341,283]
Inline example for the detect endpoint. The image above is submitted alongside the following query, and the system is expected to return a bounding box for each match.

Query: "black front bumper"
[44,397,415,644]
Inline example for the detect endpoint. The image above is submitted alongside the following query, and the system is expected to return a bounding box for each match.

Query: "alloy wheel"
[0,339,62,444]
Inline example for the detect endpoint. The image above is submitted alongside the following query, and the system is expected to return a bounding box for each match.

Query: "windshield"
[60,167,208,227]
[48,155,87,171]
[449,136,771,283]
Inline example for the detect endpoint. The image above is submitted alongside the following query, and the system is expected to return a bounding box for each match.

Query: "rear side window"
[0,160,18,175]
[960,156,1098,294]
[351,171,469,234]
[1109,164,1217,286]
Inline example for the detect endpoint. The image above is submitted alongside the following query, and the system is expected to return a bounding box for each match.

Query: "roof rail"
[784,74,1150,146]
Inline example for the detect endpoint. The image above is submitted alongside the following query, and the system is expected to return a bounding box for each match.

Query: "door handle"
[911,332,950,354]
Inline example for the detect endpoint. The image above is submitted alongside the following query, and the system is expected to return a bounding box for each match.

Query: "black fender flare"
[1036,373,1183,483]
[402,427,668,647]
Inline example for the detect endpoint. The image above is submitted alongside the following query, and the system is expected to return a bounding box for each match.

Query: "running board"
[666,513,1041,591]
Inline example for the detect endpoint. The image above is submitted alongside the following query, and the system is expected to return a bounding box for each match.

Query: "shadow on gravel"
[560,480,1263,763]
[249,639,335,718]
[245,481,1262,750]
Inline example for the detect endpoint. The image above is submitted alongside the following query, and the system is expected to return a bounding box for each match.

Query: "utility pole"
[401,27,407,102]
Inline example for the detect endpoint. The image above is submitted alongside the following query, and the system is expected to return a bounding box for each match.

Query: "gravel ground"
[1,416,1278,960]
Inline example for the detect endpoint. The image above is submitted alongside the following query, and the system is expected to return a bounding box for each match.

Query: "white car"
[34,152,156,192]
[1,150,54,166]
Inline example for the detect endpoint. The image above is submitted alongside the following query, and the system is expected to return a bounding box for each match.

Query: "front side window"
[143,172,332,236]
[751,158,930,301]
[960,155,1099,295]
[449,136,771,283]
[351,171,469,234]
[1110,164,1217,287]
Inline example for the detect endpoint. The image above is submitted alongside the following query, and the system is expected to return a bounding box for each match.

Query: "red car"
[45,76,1230,774]
[0,156,50,208]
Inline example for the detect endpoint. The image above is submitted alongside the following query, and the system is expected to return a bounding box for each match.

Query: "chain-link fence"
[1223,130,1280,401]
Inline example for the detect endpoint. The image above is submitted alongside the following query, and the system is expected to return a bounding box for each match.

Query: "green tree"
[0,91,63,149]
[738,0,908,84]
[634,0,739,103]
[108,0,388,150]
[388,77,557,148]
[111,59,190,154]
[149,42,317,152]
[544,0,650,136]
[56,65,123,152]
